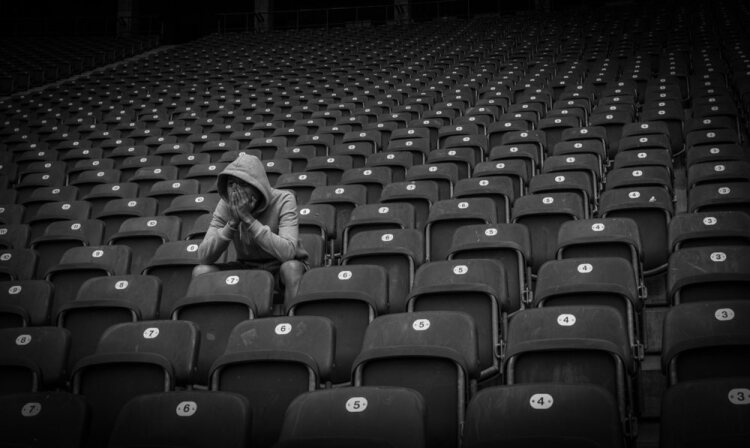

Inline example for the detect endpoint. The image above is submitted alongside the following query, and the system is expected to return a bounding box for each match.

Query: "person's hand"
[229,184,257,225]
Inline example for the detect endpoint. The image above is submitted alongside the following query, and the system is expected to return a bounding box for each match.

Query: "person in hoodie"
[193,154,308,302]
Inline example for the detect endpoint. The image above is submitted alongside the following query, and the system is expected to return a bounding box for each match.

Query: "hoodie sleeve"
[197,200,236,264]
[246,191,300,262]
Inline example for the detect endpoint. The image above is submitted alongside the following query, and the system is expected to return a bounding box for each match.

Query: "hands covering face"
[228,181,257,225]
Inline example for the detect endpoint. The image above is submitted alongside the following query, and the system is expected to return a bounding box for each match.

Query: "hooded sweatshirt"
[198,154,307,264]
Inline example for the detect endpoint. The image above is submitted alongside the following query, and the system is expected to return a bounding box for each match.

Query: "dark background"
[1,0,608,43]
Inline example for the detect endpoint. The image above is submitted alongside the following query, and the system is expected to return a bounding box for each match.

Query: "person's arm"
[245,193,299,261]
[197,200,235,264]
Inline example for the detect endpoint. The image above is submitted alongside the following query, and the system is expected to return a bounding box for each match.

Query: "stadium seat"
[162,193,220,239]
[407,259,509,378]
[668,211,750,250]
[276,386,426,448]
[662,300,750,385]
[57,274,161,373]
[0,326,70,395]
[599,187,674,275]
[0,280,52,327]
[209,316,334,447]
[72,320,199,448]
[464,383,626,448]
[142,240,202,317]
[287,265,388,383]
[503,306,637,435]
[353,311,479,448]
[108,390,250,448]
[171,269,274,383]
[660,377,750,448]
[512,192,586,274]
[0,391,88,448]
[667,246,750,305]
[425,197,497,262]
[0,248,37,281]
[342,229,424,313]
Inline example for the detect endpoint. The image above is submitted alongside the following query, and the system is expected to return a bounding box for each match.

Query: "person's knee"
[192,264,219,278]
[280,260,305,285]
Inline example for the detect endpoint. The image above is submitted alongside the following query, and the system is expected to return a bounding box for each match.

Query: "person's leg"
[279,260,306,303]
[192,264,220,278]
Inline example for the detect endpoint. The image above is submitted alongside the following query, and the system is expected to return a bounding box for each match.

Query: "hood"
[217,154,272,213]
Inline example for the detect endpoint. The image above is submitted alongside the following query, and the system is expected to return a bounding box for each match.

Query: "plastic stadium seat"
[68,168,121,198]
[425,198,497,262]
[94,197,157,243]
[0,327,70,395]
[342,229,424,313]
[130,164,177,196]
[0,248,37,281]
[297,203,336,267]
[142,240,202,317]
[474,159,529,199]
[172,269,274,383]
[275,172,328,206]
[0,392,88,448]
[689,182,750,217]
[107,215,181,275]
[184,162,226,193]
[262,158,292,186]
[529,171,596,213]
[453,176,515,224]
[21,185,79,222]
[407,259,509,379]
[340,166,391,204]
[606,166,673,195]
[305,155,353,185]
[685,143,745,168]
[503,306,636,434]
[108,390,250,448]
[162,193,220,239]
[662,300,750,385]
[667,246,750,305]
[0,280,52,327]
[0,223,30,250]
[57,275,161,373]
[599,187,674,275]
[552,140,608,176]
[210,316,334,447]
[27,200,91,241]
[276,386,426,448]
[146,179,200,214]
[308,185,367,255]
[44,245,131,319]
[512,192,586,274]
[489,143,541,179]
[342,202,415,253]
[0,204,25,225]
[668,211,750,250]
[82,182,139,217]
[30,219,104,280]
[687,160,750,191]
[386,136,432,165]
[660,378,750,448]
[366,151,413,183]
[464,383,626,448]
[556,217,645,290]
[118,155,163,183]
[379,180,439,231]
[352,311,480,448]
[72,320,199,448]
[405,163,459,201]
[534,257,644,357]
[287,265,388,384]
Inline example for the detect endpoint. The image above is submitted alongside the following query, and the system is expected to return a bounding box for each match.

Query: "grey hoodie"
[198,154,307,264]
